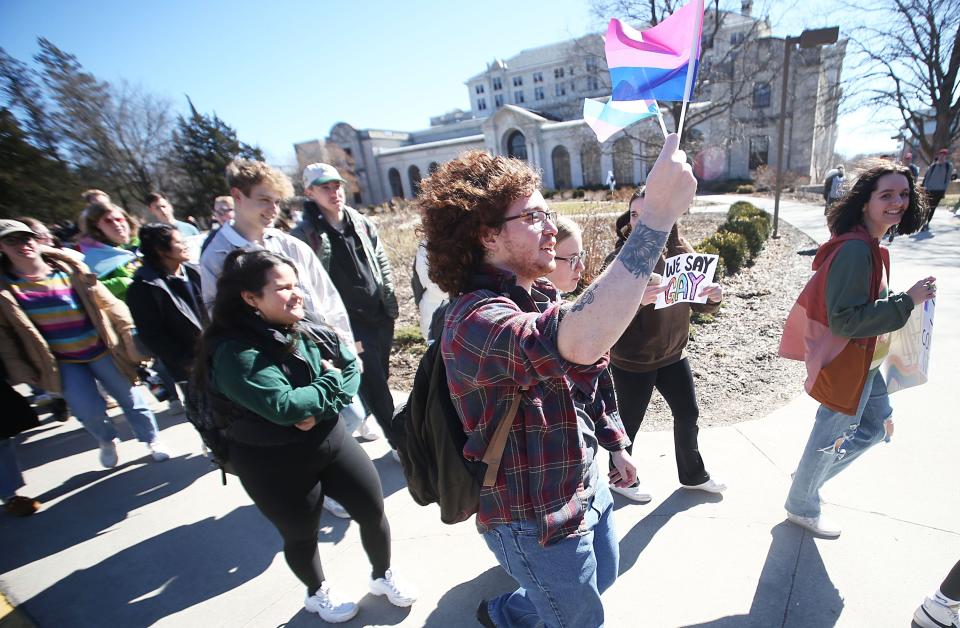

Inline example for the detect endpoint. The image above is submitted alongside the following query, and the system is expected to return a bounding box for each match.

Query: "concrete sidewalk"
[1,198,958,627]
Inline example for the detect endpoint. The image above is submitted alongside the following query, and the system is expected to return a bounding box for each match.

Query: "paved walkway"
[1,197,957,627]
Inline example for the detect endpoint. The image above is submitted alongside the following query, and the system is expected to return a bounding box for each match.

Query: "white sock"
[933,589,960,608]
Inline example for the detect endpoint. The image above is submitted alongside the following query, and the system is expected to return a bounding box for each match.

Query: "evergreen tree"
[167,98,263,220]
[0,108,84,222]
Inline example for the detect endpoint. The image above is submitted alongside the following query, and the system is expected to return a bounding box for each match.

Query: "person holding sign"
[603,188,725,502]
[780,161,936,538]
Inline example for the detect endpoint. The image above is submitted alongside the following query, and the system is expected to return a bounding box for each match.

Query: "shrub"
[694,240,727,278]
[722,216,766,258]
[727,202,771,234]
[542,189,558,199]
[572,189,585,199]
[734,184,755,194]
[698,178,752,193]
[700,231,747,275]
[393,325,425,348]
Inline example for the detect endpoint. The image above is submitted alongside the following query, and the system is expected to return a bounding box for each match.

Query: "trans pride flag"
[583,98,659,143]
[584,0,704,142]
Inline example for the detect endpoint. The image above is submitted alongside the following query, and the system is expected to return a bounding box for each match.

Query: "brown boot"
[4,495,41,517]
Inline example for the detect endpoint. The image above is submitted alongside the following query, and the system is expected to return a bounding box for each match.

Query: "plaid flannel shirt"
[441,264,630,546]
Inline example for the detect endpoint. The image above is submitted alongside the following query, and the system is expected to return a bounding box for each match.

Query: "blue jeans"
[481,482,618,628]
[785,369,892,518]
[0,438,24,500]
[59,355,160,444]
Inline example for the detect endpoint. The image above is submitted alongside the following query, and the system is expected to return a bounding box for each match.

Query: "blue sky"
[0,0,897,166]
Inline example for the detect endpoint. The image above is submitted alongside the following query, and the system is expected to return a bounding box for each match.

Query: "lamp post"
[771,26,839,238]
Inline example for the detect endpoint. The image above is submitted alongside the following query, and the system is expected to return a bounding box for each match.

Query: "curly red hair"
[416,150,541,295]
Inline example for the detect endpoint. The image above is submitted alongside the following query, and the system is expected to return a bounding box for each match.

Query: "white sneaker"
[358,416,382,441]
[147,440,171,462]
[99,439,119,468]
[786,511,841,538]
[915,595,960,628]
[323,497,350,519]
[682,478,727,494]
[369,569,417,607]
[304,582,358,623]
[610,482,653,503]
[166,399,185,414]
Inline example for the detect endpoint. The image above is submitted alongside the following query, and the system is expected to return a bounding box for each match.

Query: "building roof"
[465,34,603,83]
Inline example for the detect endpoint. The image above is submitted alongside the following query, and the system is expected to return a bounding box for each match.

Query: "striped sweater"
[7,271,107,363]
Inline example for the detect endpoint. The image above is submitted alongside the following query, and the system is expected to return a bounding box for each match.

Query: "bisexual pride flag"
[584,0,704,142]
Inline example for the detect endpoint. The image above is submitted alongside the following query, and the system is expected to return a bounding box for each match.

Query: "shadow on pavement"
[370,450,406,500]
[681,522,842,627]
[0,453,212,573]
[22,505,278,628]
[617,489,723,576]
[423,565,516,627]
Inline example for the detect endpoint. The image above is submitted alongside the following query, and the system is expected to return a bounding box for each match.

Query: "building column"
[570,146,584,188]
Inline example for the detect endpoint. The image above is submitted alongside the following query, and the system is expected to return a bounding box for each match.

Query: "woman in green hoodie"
[197,249,416,623]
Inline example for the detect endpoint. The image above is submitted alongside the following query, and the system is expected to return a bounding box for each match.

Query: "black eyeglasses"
[554,250,585,269]
[501,210,558,229]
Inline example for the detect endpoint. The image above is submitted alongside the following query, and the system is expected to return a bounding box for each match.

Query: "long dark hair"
[138,223,177,270]
[192,249,300,386]
[826,160,927,236]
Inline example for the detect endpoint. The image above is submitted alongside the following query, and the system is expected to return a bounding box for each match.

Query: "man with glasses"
[418,136,697,627]
[201,196,236,254]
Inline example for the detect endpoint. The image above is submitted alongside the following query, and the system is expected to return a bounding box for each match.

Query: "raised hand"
[639,133,697,232]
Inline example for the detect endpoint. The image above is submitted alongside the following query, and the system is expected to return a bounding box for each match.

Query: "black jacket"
[126,262,207,381]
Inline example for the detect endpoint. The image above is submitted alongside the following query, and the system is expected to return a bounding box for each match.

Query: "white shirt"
[414,243,448,341]
[199,222,355,346]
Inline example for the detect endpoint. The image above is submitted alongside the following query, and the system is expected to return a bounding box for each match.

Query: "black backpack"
[392,322,524,525]
[183,380,238,484]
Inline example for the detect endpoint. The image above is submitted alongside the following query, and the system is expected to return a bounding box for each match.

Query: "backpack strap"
[481,385,528,487]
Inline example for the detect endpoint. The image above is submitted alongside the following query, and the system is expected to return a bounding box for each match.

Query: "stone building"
[295,4,845,205]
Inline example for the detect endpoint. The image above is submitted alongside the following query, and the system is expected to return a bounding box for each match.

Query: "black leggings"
[352,317,397,448]
[229,420,391,593]
[940,560,960,600]
[610,359,709,486]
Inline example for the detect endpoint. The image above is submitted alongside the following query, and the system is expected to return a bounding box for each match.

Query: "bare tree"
[30,38,174,207]
[295,140,361,200]
[847,0,959,161]
[584,0,784,154]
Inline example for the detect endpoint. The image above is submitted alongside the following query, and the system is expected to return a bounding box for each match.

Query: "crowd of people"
[0,137,952,626]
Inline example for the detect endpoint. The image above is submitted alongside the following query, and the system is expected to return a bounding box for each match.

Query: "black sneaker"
[476,600,495,627]
[49,397,69,422]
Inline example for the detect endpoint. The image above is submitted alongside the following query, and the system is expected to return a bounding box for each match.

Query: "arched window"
[428,162,439,173]
[507,130,528,161]
[408,165,422,196]
[613,138,635,186]
[551,145,571,189]
[580,143,601,186]
[388,168,404,199]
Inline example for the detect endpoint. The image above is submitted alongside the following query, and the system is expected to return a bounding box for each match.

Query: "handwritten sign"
[882,298,935,393]
[654,252,719,309]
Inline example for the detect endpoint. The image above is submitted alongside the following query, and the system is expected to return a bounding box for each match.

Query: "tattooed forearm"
[570,284,597,312]
[617,221,669,278]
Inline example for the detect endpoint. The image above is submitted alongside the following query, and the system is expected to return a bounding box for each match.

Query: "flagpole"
[655,101,669,139]
[676,0,704,139]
